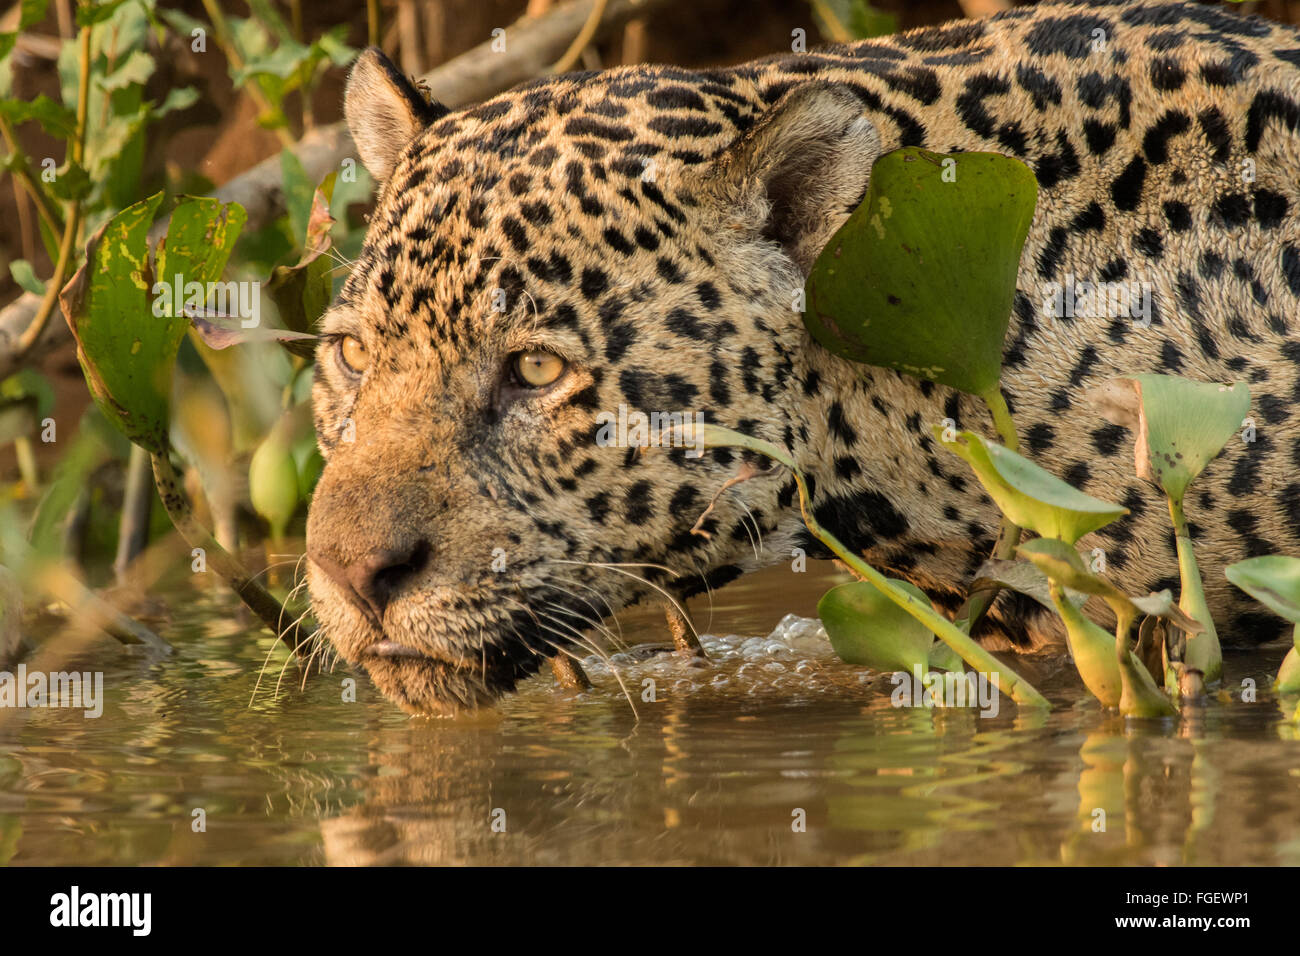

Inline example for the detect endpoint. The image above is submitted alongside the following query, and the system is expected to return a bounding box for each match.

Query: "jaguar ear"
[344,47,448,183]
[704,83,881,274]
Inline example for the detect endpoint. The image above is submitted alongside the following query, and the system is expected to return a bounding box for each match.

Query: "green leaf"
[156,196,249,307]
[677,421,1050,708]
[0,94,77,138]
[158,9,207,43]
[0,368,55,419]
[1089,374,1250,502]
[152,85,199,116]
[245,0,295,43]
[1226,554,1300,624]
[970,556,1087,613]
[27,407,117,558]
[805,147,1038,397]
[232,38,315,85]
[267,171,336,336]
[96,49,154,91]
[293,436,324,499]
[77,0,133,27]
[819,578,938,674]
[18,0,50,30]
[44,159,92,202]
[937,428,1127,544]
[811,0,896,41]
[1117,643,1178,718]
[1049,578,1122,708]
[279,149,316,248]
[1,0,50,65]
[315,25,358,66]
[60,192,169,452]
[60,194,246,454]
[8,260,45,296]
[1016,538,1178,714]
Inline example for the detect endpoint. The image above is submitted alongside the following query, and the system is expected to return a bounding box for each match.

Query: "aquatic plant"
[1226,555,1300,693]
[792,145,1266,714]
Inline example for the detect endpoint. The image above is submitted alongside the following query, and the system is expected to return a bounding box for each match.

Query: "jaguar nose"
[309,540,432,624]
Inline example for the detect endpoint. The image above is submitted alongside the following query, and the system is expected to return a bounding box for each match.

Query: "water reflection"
[1,567,1298,865]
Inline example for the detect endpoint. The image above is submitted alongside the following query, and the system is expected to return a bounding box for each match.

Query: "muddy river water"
[2,562,1298,865]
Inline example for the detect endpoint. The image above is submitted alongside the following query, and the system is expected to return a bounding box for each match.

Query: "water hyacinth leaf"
[971,556,1088,613]
[1275,645,1300,694]
[1089,375,1250,502]
[937,428,1127,544]
[1017,538,1202,633]
[819,579,936,674]
[805,148,1037,397]
[928,639,965,673]
[1225,555,1300,624]
[1225,555,1300,693]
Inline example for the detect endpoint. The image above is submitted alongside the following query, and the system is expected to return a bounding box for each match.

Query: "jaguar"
[305,0,1300,714]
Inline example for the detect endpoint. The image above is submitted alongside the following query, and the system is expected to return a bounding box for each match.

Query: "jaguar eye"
[338,335,369,375]
[513,351,565,388]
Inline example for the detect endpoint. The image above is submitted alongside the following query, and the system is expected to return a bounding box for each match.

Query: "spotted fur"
[306,0,1300,713]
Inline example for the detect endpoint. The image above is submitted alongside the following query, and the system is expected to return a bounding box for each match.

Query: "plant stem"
[151,450,311,656]
[0,113,65,238]
[1112,598,1177,717]
[981,386,1020,453]
[1114,605,1137,664]
[12,25,90,361]
[1168,495,1221,684]
[113,444,154,586]
[13,437,38,492]
[788,468,1048,708]
[199,0,295,147]
[955,385,1024,632]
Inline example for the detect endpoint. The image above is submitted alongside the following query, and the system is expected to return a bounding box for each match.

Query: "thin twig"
[551,0,609,73]
[199,0,296,147]
[13,23,89,361]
